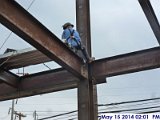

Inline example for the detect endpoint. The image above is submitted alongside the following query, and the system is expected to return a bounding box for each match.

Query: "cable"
[0,32,12,50]
[43,63,51,70]
[38,110,77,120]
[26,0,36,10]
[99,105,160,114]
[52,113,77,120]
[116,100,160,110]
[139,110,160,114]
[98,97,160,107]
[37,97,160,120]
[98,100,160,112]
[0,0,36,51]
[0,51,17,67]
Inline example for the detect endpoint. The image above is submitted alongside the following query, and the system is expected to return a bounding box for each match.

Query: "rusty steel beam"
[0,68,106,101]
[0,0,87,79]
[76,0,97,120]
[0,68,78,101]
[0,69,18,87]
[1,46,160,101]
[0,48,51,70]
[76,0,91,55]
[138,0,160,44]
[92,47,160,79]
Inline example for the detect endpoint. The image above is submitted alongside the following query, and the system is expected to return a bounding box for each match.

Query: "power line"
[99,105,160,113]
[38,105,160,120]
[98,97,160,107]
[0,32,12,50]
[0,0,36,51]
[37,97,160,120]
[43,63,51,70]
[98,100,160,112]
[139,109,160,114]
[52,113,77,120]
[38,110,77,120]
[26,0,36,10]
[0,51,16,67]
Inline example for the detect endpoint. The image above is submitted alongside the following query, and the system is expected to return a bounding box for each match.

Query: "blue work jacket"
[62,28,81,47]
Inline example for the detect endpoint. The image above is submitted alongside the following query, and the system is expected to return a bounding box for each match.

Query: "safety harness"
[66,29,81,49]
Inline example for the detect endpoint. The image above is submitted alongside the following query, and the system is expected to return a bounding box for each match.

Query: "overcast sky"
[0,0,160,120]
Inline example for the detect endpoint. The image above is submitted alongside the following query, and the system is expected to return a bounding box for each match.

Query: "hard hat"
[62,22,74,30]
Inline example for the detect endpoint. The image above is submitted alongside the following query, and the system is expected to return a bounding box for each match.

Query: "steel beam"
[0,68,106,101]
[76,0,97,120]
[0,68,78,101]
[0,70,18,87]
[138,0,160,44]
[92,47,160,79]
[0,48,51,70]
[0,0,87,79]
[1,46,160,101]
[76,0,91,55]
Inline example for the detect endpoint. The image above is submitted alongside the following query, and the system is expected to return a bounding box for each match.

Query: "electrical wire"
[38,110,77,120]
[0,32,12,51]
[26,0,36,10]
[43,63,51,70]
[99,98,160,112]
[99,105,160,114]
[0,0,36,51]
[52,113,77,120]
[0,51,17,67]
[98,97,160,107]
[139,109,160,114]
[37,97,160,120]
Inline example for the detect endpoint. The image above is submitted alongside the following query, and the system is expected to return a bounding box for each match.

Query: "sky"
[0,0,160,120]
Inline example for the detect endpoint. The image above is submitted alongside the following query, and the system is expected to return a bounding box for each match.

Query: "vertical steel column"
[76,0,91,55]
[76,0,98,120]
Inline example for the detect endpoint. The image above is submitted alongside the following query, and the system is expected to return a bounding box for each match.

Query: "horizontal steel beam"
[0,68,78,101]
[0,0,87,79]
[138,0,160,44]
[0,48,51,69]
[0,70,18,87]
[92,47,160,79]
[0,68,106,101]
[1,46,160,101]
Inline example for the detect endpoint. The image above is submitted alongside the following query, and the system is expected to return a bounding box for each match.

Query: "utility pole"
[33,111,38,120]
[14,112,26,120]
[11,99,15,120]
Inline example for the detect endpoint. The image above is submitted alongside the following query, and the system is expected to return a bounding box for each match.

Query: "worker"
[62,22,94,63]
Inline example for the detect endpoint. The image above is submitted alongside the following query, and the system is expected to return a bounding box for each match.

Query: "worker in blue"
[62,22,94,63]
